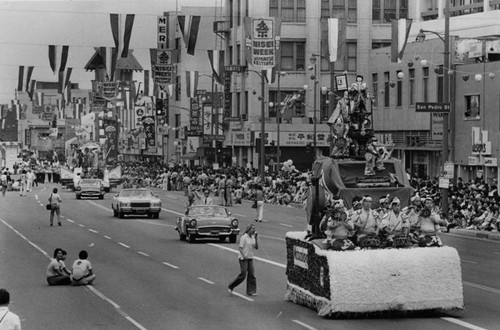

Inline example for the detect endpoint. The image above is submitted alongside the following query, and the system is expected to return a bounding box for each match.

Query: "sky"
[0,0,215,105]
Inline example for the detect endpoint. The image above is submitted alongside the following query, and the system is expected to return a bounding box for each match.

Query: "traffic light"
[156,99,165,116]
[216,141,223,154]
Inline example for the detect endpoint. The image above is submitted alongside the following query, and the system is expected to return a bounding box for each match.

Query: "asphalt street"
[1,184,499,330]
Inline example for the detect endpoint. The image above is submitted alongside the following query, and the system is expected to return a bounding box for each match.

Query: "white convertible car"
[111,188,161,219]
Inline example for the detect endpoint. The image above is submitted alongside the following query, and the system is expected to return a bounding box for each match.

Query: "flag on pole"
[167,84,174,99]
[391,18,413,63]
[177,15,201,55]
[58,67,72,94]
[265,67,276,84]
[207,50,225,84]
[185,71,199,99]
[327,18,346,63]
[110,14,135,58]
[18,66,34,92]
[48,45,70,75]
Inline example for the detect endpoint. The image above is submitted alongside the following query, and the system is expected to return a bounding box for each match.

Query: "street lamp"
[269,71,287,170]
[416,1,450,215]
[309,56,318,158]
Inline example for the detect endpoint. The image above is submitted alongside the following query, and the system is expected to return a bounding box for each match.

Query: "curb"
[448,228,500,242]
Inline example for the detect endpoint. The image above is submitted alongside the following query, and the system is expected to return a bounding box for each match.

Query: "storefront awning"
[180,152,198,160]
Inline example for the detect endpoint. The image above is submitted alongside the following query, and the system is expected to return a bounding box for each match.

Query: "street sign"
[416,102,450,113]
[443,161,454,180]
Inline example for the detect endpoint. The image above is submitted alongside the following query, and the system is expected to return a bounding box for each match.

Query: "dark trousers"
[228,258,256,295]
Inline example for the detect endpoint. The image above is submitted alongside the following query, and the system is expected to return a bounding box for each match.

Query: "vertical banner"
[157,16,167,50]
[142,116,156,147]
[223,71,231,122]
[104,120,119,160]
[189,97,202,133]
[243,17,281,70]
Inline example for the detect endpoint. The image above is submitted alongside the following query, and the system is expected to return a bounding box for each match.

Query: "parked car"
[176,205,240,243]
[111,188,161,219]
[75,178,105,199]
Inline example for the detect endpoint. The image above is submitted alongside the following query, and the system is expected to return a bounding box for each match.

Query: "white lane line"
[118,242,130,249]
[66,219,74,223]
[463,281,500,295]
[79,224,85,228]
[230,291,254,302]
[161,207,184,216]
[280,223,294,228]
[88,229,99,234]
[494,252,500,255]
[291,320,318,330]
[165,194,178,199]
[104,235,112,240]
[138,220,175,228]
[208,243,286,269]
[441,317,488,330]
[138,251,150,257]
[162,262,179,269]
[86,200,113,213]
[233,213,246,217]
[461,260,477,264]
[1,219,147,330]
[198,277,214,285]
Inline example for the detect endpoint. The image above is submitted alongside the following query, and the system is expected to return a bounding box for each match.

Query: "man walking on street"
[228,224,259,296]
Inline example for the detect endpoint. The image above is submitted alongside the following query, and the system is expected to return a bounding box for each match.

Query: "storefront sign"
[231,131,251,146]
[468,156,480,165]
[471,127,491,155]
[430,113,444,141]
[484,157,497,167]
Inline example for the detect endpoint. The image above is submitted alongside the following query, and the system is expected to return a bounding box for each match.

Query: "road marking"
[494,252,500,255]
[118,242,130,248]
[86,200,113,213]
[138,251,149,257]
[162,262,179,269]
[208,243,286,268]
[88,229,98,234]
[198,277,214,285]
[79,224,85,228]
[230,291,254,302]
[441,317,488,330]
[138,220,175,228]
[461,260,477,264]
[280,223,294,228]
[233,213,246,217]
[1,219,148,330]
[104,235,112,240]
[66,219,74,223]
[464,281,500,295]
[161,207,184,216]
[291,320,318,330]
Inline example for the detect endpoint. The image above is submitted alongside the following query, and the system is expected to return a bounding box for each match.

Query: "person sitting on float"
[379,197,411,247]
[319,200,356,251]
[415,197,448,247]
[352,195,381,248]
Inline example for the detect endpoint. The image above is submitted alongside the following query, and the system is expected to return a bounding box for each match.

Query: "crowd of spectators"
[119,160,499,234]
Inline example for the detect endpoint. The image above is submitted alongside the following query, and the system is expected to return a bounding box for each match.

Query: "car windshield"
[81,180,100,186]
[188,206,227,217]
[119,190,153,198]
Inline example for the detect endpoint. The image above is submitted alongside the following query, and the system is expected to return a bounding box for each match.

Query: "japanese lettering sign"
[244,17,281,70]
[142,116,156,148]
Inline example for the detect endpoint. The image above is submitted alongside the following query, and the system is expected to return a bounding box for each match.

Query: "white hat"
[390,197,401,206]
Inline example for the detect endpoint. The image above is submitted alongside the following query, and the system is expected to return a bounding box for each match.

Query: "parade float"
[285,75,463,316]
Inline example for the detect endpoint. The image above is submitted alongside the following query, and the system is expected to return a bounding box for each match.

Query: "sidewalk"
[447,228,500,242]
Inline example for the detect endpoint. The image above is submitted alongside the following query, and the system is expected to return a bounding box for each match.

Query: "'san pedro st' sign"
[416,102,450,113]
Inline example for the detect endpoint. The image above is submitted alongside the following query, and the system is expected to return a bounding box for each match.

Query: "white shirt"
[238,233,256,260]
[0,306,21,330]
[71,259,92,280]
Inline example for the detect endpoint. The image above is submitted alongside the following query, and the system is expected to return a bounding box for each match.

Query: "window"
[175,114,180,138]
[229,0,234,28]
[408,68,415,105]
[269,0,306,22]
[236,0,241,26]
[396,70,403,107]
[235,92,241,117]
[465,94,480,120]
[422,67,429,102]
[384,71,390,107]
[236,44,241,66]
[372,41,392,49]
[175,75,181,101]
[384,72,391,108]
[229,46,233,66]
[321,0,357,22]
[372,73,378,109]
[281,41,305,71]
[347,42,357,72]
[436,66,443,102]
[372,0,408,23]
[244,91,249,120]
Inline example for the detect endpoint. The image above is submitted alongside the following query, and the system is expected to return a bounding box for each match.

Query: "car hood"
[117,196,160,202]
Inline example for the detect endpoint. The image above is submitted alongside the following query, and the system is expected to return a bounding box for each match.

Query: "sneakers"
[228,287,233,294]
[58,222,62,226]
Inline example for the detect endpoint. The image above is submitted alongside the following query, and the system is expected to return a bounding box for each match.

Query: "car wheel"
[99,195,104,200]
[219,236,226,242]
[153,213,159,219]
[113,208,118,217]
[118,210,125,219]
[179,232,187,241]
[188,232,196,243]
[229,234,237,243]
[76,195,81,200]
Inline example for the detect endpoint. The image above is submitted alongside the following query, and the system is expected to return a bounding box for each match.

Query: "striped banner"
[391,18,413,63]
[185,71,199,99]
[110,13,135,58]
[48,45,70,75]
[207,50,224,84]
[177,15,201,55]
[18,66,34,92]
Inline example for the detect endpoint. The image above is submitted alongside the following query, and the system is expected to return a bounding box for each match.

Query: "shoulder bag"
[46,193,52,210]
